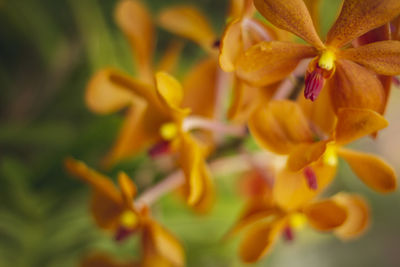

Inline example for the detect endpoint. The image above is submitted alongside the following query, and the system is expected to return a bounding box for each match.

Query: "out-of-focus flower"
[237,0,400,114]
[227,156,369,263]
[65,158,185,267]
[249,100,397,193]
[80,252,137,267]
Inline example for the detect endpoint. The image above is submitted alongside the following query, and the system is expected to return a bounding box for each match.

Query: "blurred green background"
[1,0,400,266]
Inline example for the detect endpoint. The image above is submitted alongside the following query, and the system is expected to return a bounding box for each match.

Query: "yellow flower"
[249,99,397,193]
[64,158,185,267]
[237,0,400,114]
[226,158,369,263]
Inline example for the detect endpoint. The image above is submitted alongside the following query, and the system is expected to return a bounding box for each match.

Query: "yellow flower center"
[323,145,338,166]
[160,122,178,141]
[318,49,336,71]
[289,213,307,230]
[120,210,139,229]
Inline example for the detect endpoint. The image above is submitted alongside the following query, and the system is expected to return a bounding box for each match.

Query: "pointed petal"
[156,41,183,74]
[219,18,276,72]
[287,140,329,172]
[304,199,348,231]
[249,100,314,154]
[181,58,218,118]
[326,0,400,48]
[64,158,124,229]
[147,221,185,267]
[155,72,190,116]
[253,0,323,48]
[328,59,385,114]
[86,69,137,114]
[225,198,279,239]
[237,41,317,86]
[118,172,137,206]
[274,160,337,211]
[239,220,284,263]
[333,193,370,240]
[115,0,154,80]
[179,133,215,211]
[297,84,337,135]
[340,41,400,76]
[158,6,216,51]
[334,108,388,145]
[337,148,397,193]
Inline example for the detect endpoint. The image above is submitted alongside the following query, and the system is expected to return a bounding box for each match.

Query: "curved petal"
[115,0,154,80]
[181,58,218,118]
[118,172,137,206]
[337,148,397,193]
[64,158,124,229]
[239,220,284,263]
[340,41,400,75]
[253,0,324,49]
[86,69,137,114]
[224,198,279,239]
[227,0,254,20]
[287,140,329,172]
[333,193,370,240]
[334,108,388,145]
[304,199,348,231]
[155,72,185,112]
[219,18,276,72]
[249,100,314,154]
[326,0,400,48]
[156,41,184,74]
[297,84,337,135]
[274,160,337,211]
[237,41,317,86]
[158,6,216,51]
[179,133,215,211]
[328,59,385,114]
[147,221,185,267]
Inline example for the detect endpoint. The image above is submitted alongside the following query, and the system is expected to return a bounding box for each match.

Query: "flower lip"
[304,66,325,101]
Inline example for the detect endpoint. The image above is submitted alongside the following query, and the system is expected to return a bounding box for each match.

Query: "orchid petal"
[254,0,324,49]
[64,158,124,229]
[249,100,314,154]
[340,40,400,76]
[337,148,397,193]
[334,108,388,145]
[287,140,329,172]
[157,41,184,74]
[237,41,317,86]
[326,0,400,48]
[118,172,137,206]
[333,193,370,240]
[328,59,385,114]
[239,220,284,263]
[274,161,337,211]
[181,58,218,118]
[304,199,347,231]
[158,6,216,51]
[115,0,154,80]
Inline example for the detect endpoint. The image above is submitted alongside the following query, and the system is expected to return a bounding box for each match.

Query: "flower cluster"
[65,0,400,265]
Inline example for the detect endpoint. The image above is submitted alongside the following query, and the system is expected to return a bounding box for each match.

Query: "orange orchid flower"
[249,99,397,193]
[237,0,400,114]
[227,156,369,263]
[65,158,185,267]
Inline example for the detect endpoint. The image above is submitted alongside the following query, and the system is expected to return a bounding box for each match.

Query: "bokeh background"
[1,0,400,266]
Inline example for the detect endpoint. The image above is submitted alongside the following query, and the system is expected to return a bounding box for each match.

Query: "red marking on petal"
[304,67,325,101]
[148,140,171,158]
[393,76,400,87]
[303,166,318,190]
[114,226,135,242]
[282,225,295,242]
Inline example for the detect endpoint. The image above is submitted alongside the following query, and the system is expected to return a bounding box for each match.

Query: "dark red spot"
[304,67,325,101]
[303,166,318,190]
[114,226,135,242]
[282,225,295,242]
[148,140,171,158]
